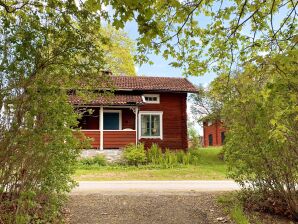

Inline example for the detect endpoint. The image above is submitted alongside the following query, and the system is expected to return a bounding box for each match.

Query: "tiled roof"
[105,76,197,93]
[69,94,144,105]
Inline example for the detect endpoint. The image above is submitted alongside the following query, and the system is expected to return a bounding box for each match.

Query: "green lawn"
[74,147,227,181]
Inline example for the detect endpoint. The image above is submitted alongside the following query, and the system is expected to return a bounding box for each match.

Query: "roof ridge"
[113,75,187,79]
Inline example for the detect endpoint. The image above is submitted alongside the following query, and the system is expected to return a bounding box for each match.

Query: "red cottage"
[203,120,226,147]
[70,76,197,150]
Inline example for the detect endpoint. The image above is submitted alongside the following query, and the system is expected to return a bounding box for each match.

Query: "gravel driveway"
[67,191,232,224]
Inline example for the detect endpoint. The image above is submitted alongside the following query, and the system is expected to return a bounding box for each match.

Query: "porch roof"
[69,94,144,106]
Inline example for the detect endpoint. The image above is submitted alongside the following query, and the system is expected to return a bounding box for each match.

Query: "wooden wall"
[103,131,136,149]
[139,92,188,150]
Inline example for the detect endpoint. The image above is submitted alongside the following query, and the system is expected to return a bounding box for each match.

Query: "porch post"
[100,106,104,150]
[135,106,138,145]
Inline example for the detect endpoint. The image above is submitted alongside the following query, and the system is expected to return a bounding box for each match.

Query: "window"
[208,134,213,146]
[142,94,160,104]
[139,112,163,139]
[103,110,122,130]
[77,108,122,130]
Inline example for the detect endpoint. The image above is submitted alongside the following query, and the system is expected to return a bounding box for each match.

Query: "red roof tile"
[105,76,197,92]
[69,94,144,105]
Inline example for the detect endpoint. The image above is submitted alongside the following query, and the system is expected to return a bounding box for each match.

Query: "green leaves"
[104,0,297,76]
[216,50,298,218]
[0,1,109,222]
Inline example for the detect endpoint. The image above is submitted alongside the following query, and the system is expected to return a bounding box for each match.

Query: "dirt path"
[67,192,233,224]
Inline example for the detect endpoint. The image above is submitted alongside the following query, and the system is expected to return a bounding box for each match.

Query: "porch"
[78,106,138,150]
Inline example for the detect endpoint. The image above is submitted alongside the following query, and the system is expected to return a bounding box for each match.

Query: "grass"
[218,193,252,224]
[74,147,227,181]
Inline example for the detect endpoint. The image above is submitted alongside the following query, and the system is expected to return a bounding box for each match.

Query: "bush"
[123,143,147,166]
[147,143,163,164]
[219,52,298,219]
[80,155,107,166]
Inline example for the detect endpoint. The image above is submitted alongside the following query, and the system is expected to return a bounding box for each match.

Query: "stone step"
[81,149,123,162]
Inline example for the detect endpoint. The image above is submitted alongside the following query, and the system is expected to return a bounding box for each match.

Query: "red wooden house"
[70,76,197,150]
[203,119,226,147]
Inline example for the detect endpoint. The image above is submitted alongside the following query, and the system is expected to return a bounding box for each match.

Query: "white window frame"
[103,110,122,130]
[138,111,163,139]
[142,94,160,104]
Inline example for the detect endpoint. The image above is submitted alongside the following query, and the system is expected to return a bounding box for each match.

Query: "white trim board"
[142,94,160,104]
[138,111,163,140]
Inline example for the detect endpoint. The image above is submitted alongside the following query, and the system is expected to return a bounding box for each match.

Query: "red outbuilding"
[203,120,226,147]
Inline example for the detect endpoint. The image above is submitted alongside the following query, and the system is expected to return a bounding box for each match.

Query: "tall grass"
[146,143,163,164]
[122,144,203,167]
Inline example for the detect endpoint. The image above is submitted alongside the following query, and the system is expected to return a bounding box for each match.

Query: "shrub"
[80,155,107,166]
[220,52,298,219]
[147,143,163,164]
[123,143,147,166]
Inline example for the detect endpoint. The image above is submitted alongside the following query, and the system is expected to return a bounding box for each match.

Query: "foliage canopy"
[0,0,107,222]
[213,50,298,219]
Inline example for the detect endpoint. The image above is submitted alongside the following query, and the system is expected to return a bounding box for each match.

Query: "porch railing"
[81,130,136,149]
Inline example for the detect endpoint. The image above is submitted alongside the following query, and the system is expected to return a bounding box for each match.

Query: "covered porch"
[78,106,139,150]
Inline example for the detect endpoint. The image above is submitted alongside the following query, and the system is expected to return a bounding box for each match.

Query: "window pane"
[141,114,161,137]
[151,115,160,136]
[141,115,150,136]
[104,112,120,130]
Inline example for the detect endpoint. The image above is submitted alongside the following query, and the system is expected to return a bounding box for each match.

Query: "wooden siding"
[103,131,136,149]
[77,92,189,150]
[139,92,188,150]
[81,130,101,148]
[122,108,135,129]
[80,130,136,149]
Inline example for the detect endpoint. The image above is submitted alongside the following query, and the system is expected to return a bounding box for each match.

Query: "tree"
[190,86,222,123]
[105,0,297,75]
[0,1,107,222]
[212,50,298,219]
[101,25,136,76]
